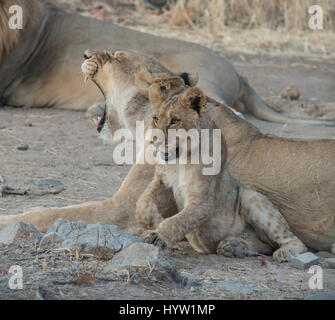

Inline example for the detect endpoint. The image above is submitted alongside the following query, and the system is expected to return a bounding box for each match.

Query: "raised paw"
[82,60,99,81]
[141,230,167,250]
[273,240,307,263]
[217,237,255,258]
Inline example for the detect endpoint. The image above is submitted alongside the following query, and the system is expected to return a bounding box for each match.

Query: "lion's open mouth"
[94,109,106,133]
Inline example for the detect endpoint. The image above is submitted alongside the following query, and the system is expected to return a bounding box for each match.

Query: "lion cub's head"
[148,77,208,162]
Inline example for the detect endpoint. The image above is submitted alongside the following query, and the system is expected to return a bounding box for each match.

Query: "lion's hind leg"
[241,188,307,263]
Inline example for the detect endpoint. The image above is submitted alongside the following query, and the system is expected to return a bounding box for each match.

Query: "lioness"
[136,83,307,262]
[1,50,334,255]
[1,0,334,126]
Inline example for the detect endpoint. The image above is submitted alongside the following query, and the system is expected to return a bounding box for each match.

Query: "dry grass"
[168,0,335,31]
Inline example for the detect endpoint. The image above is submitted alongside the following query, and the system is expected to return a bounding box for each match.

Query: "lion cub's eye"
[170,118,179,126]
[153,116,158,123]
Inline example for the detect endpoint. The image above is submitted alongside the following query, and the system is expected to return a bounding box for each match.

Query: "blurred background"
[50,0,335,120]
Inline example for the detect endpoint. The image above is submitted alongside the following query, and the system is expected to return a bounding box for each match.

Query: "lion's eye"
[153,116,158,123]
[170,118,179,125]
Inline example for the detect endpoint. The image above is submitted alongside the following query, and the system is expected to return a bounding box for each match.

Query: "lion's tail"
[240,78,335,126]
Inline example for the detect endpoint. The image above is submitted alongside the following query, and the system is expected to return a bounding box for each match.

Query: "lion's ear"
[178,72,199,87]
[148,83,165,111]
[135,68,154,97]
[181,87,206,117]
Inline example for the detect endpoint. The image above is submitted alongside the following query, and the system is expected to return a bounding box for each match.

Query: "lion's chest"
[159,165,198,211]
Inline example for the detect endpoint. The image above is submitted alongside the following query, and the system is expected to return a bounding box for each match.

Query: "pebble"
[289,252,319,270]
[305,292,335,300]
[325,258,335,269]
[17,144,29,151]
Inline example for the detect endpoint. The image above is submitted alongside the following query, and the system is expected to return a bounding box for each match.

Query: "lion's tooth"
[93,117,101,127]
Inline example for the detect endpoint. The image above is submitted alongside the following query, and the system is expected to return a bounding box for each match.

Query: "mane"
[0,0,45,64]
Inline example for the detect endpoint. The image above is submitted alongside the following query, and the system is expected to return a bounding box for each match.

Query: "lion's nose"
[84,51,92,60]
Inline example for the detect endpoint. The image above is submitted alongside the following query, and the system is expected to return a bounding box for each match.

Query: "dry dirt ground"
[1,1,335,299]
[1,51,335,300]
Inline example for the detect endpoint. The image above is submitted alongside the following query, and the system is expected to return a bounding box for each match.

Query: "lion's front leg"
[156,200,210,246]
[136,173,166,230]
[0,163,156,233]
[241,188,307,262]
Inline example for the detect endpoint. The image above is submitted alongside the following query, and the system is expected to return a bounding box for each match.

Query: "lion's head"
[81,49,199,140]
[148,79,208,162]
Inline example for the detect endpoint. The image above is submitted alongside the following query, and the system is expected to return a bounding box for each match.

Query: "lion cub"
[136,79,307,261]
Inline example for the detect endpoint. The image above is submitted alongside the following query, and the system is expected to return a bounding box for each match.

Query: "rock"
[17,144,29,151]
[24,178,63,187]
[103,242,179,281]
[219,279,262,295]
[0,222,42,244]
[289,252,319,270]
[39,219,141,260]
[280,85,300,100]
[325,258,335,269]
[24,121,33,127]
[305,292,335,300]
[316,251,335,259]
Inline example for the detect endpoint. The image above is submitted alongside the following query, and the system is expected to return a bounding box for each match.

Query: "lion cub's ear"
[148,76,184,110]
[135,68,155,98]
[181,87,207,117]
[178,72,199,87]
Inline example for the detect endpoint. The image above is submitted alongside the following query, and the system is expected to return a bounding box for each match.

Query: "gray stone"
[219,279,262,294]
[325,258,335,269]
[103,242,179,281]
[40,219,141,260]
[305,292,335,300]
[17,144,29,151]
[24,178,63,187]
[289,252,319,270]
[0,222,42,244]
[316,251,335,259]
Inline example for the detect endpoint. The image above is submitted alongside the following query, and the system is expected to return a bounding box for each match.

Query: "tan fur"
[135,85,306,262]
[1,1,334,125]
[1,50,334,255]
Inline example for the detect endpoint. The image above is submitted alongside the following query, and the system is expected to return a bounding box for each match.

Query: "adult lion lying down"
[0,0,334,126]
[1,50,334,256]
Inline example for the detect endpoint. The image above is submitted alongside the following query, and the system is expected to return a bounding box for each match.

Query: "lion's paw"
[273,240,308,263]
[140,230,167,250]
[83,60,99,80]
[217,237,254,258]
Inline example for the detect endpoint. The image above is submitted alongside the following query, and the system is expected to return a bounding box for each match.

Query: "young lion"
[136,81,307,261]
